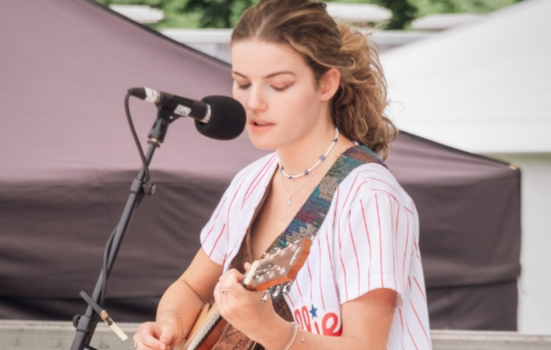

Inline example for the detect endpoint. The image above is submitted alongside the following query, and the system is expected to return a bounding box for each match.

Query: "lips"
[249,119,275,132]
[251,119,273,126]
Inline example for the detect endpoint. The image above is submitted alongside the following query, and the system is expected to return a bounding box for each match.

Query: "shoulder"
[338,162,416,216]
[226,152,279,190]
[220,152,279,211]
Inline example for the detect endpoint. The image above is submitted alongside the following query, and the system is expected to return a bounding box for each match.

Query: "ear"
[319,67,341,102]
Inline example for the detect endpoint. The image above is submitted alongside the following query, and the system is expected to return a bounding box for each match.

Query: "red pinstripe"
[201,197,227,244]
[356,171,400,195]
[332,187,340,230]
[306,260,313,300]
[286,295,295,309]
[208,180,244,259]
[392,198,399,289]
[410,300,430,346]
[317,236,327,310]
[324,229,340,301]
[340,175,359,222]
[360,200,372,291]
[402,223,410,285]
[407,325,420,350]
[399,308,406,350]
[223,228,246,266]
[208,224,226,258]
[337,217,349,300]
[375,194,384,288]
[414,240,422,263]
[356,167,390,178]
[354,181,369,197]
[295,277,305,304]
[372,188,400,204]
[413,277,426,301]
[348,218,361,296]
[226,180,245,235]
[242,154,277,207]
[335,175,360,298]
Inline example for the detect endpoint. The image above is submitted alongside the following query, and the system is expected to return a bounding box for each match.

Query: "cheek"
[280,86,319,119]
[232,86,248,110]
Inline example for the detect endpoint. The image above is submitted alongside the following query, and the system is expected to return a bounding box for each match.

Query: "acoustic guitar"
[180,238,312,350]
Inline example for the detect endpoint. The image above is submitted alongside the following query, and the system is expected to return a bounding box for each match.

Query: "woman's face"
[231,40,331,150]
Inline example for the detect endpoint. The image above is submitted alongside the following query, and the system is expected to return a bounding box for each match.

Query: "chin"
[246,129,280,150]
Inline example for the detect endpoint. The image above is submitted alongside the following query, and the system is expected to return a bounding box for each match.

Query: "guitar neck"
[182,307,222,350]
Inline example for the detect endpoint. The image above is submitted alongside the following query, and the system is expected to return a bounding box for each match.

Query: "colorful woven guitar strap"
[268,144,386,299]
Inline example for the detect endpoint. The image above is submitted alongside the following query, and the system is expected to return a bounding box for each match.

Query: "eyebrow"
[232,70,296,79]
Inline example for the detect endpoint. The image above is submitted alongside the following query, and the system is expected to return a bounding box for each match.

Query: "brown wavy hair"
[231,0,397,159]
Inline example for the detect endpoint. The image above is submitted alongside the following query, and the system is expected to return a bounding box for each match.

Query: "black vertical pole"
[69,100,178,350]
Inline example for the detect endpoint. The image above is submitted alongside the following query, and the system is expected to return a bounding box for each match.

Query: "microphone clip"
[147,108,180,147]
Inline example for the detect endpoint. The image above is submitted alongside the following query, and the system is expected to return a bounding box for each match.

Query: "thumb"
[159,323,177,347]
[244,262,252,272]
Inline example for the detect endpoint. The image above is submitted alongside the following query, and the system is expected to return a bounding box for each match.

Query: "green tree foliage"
[95,0,202,29]
[95,0,521,30]
[184,0,255,28]
[372,0,417,29]
[410,0,519,18]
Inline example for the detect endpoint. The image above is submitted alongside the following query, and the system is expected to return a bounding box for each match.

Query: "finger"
[139,323,171,350]
[224,268,244,285]
[159,323,177,348]
[217,269,239,292]
[243,262,252,272]
[213,281,223,305]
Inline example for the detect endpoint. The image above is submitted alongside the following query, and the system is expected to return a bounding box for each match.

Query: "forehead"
[231,40,309,78]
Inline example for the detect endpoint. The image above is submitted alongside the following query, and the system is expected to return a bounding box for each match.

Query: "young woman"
[134,1,430,349]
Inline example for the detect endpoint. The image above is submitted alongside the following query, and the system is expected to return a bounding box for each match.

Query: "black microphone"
[128,87,246,140]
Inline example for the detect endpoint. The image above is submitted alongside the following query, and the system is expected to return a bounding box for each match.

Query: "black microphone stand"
[70,107,177,350]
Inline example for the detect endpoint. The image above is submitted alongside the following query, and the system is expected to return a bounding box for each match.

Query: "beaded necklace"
[279,126,339,180]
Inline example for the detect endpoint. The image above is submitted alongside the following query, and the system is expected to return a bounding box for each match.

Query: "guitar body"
[183,304,227,350]
[180,238,311,350]
[196,318,227,350]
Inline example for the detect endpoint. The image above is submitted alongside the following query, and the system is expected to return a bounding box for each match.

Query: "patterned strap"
[271,145,385,251]
[264,145,385,300]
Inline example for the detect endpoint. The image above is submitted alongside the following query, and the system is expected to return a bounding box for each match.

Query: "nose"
[247,84,267,112]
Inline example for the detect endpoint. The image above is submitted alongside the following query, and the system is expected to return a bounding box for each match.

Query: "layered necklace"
[279,126,339,207]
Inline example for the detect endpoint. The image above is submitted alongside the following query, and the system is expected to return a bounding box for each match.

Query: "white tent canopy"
[380,0,551,335]
[381,0,551,154]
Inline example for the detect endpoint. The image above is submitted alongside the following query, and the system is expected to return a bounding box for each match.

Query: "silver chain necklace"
[279,127,338,206]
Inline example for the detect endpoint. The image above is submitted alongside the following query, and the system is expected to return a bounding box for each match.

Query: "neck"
[276,121,336,175]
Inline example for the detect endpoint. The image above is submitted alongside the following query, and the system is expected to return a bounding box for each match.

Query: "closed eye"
[272,84,294,92]
[236,83,251,90]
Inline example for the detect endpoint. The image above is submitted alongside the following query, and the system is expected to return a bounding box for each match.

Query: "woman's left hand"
[214,265,279,342]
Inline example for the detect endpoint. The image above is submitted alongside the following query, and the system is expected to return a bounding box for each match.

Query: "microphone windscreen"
[195,96,246,140]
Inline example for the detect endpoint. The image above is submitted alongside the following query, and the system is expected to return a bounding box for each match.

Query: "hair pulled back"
[232,0,397,159]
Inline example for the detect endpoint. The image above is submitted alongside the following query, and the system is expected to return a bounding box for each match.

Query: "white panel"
[485,153,551,334]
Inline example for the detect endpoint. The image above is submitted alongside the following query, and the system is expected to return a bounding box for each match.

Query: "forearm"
[253,315,366,350]
[156,278,207,346]
[252,289,396,350]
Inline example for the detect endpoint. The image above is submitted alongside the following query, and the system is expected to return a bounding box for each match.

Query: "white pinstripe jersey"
[201,152,432,350]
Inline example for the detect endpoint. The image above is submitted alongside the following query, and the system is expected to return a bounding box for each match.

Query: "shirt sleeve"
[333,191,417,306]
[199,185,233,265]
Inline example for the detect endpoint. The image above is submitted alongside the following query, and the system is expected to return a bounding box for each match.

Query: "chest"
[248,173,320,261]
